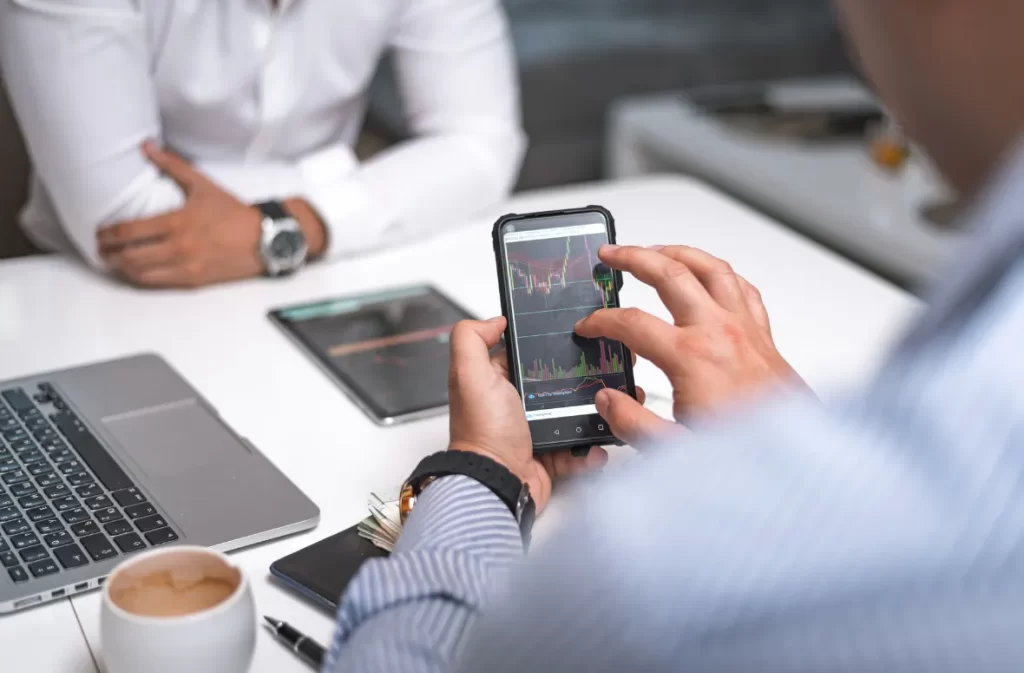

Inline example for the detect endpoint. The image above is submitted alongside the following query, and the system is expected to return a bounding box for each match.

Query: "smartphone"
[493,206,638,453]
[270,523,389,612]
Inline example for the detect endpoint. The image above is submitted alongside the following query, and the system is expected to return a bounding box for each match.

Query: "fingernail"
[647,245,665,251]
[488,316,504,324]
[594,389,610,414]
[599,244,619,254]
[574,318,585,330]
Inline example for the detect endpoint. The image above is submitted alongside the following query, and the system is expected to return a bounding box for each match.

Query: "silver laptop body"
[0,354,319,613]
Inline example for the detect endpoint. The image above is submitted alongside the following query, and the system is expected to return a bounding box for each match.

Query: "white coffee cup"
[100,546,256,673]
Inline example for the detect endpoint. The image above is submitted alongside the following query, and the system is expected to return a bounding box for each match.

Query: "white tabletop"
[0,176,918,671]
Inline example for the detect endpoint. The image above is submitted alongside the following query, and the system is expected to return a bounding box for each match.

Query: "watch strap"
[256,200,290,221]
[408,451,534,542]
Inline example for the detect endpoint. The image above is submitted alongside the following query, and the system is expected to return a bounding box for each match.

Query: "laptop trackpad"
[103,400,249,479]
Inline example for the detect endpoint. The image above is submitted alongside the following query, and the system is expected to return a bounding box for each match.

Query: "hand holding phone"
[493,207,638,453]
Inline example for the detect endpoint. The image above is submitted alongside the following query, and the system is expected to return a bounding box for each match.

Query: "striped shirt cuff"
[328,476,524,660]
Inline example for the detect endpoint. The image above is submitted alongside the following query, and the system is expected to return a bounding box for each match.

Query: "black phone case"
[492,205,637,454]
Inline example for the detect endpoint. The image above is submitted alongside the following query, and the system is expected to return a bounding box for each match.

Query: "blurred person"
[321,0,1024,671]
[0,0,523,287]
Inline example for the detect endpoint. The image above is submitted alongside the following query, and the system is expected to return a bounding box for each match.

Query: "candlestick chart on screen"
[506,232,629,411]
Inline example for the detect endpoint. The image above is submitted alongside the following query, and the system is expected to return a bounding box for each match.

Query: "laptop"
[0,354,319,613]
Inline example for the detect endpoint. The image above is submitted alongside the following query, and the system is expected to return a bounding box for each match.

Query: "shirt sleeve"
[306,0,526,259]
[324,475,523,673]
[0,0,185,269]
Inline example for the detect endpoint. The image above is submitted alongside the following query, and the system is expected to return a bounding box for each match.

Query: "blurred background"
[2,0,964,290]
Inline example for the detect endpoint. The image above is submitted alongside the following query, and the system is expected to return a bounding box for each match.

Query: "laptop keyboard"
[0,383,178,585]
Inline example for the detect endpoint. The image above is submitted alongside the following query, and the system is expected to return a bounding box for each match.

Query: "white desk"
[0,176,918,671]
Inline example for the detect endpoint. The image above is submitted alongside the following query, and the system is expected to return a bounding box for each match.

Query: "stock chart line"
[507,235,615,308]
[524,340,624,382]
[528,377,629,399]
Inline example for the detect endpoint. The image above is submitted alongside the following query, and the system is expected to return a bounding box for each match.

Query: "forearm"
[326,476,523,673]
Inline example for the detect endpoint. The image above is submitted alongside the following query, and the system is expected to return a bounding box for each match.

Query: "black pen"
[264,615,326,669]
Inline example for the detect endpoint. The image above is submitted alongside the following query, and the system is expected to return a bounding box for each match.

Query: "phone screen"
[499,211,634,447]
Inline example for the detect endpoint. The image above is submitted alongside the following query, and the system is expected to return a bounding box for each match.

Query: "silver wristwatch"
[257,201,308,277]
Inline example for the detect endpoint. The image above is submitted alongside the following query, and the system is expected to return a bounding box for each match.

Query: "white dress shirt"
[0,0,525,269]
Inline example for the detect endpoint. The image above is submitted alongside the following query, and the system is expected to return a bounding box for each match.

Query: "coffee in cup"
[101,546,256,673]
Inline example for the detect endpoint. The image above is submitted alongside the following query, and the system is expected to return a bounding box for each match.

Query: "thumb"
[449,318,507,375]
[143,141,203,193]
[595,388,677,447]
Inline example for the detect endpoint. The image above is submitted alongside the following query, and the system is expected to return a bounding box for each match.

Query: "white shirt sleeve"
[0,0,187,269]
[304,0,526,259]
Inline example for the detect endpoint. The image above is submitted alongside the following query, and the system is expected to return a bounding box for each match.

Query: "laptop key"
[144,528,179,546]
[1,389,33,412]
[134,514,168,533]
[84,495,113,511]
[25,416,48,431]
[28,506,56,523]
[124,503,156,519]
[0,551,16,567]
[80,533,118,561]
[52,496,80,512]
[0,506,20,522]
[19,545,48,563]
[113,533,145,553]
[7,565,28,583]
[0,458,18,473]
[48,449,72,463]
[35,471,62,488]
[42,437,67,451]
[0,538,7,553]
[28,558,59,578]
[9,438,33,452]
[2,519,30,536]
[28,462,54,477]
[111,488,146,507]
[57,461,83,475]
[65,472,93,487]
[18,449,44,465]
[10,532,40,549]
[104,520,133,537]
[52,412,134,491]
[0,417,17,431]
[94,507,123,524]
[19,493,45,510]
[75,483,103,499]
[71,520,99,537]
[43,484,71,499]
[61,508,91,524]
[44,531,73,548]
[2,428,27,442]
[54,544,89,569]
[35,518,63,534]
[0,495,11,508]
[33,429,58,442]
[2,470,28,485]
[10,482,36,497]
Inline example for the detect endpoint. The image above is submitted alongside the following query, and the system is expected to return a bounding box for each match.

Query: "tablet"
[269,285,474,425]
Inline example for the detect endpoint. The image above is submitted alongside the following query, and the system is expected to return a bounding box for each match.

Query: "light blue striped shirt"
[326,144,1024,672]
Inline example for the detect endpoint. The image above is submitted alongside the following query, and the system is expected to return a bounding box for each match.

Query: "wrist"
[447,443,533,489]
[283,197,327,258]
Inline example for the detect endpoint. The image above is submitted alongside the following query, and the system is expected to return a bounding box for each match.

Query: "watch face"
[270,230,304,259]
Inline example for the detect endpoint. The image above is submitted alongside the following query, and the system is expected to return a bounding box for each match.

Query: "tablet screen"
[270,286,473,422]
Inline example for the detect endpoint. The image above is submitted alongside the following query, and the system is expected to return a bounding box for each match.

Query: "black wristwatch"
[256,200,307,277]
[400,451,535,546]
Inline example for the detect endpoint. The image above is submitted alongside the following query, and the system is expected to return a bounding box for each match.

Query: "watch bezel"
[259,210,308,277]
